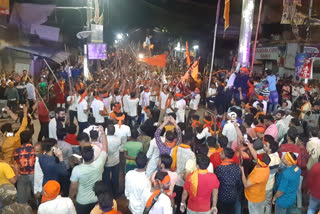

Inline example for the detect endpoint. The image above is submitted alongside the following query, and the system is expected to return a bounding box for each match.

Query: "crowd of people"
[0,59,320,214]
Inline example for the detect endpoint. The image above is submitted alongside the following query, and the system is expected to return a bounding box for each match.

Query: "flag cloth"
[224,0,230,31]
[181,59,199,83]
[186,42,191,66]
[140,53,167,67]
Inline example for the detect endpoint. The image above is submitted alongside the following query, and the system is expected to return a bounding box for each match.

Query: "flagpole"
[250,0,263,76]
[208,0,222,92]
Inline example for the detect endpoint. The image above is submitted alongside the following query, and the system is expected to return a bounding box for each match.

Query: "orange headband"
[257,159,268,168]
[284,152,297,165]
[191,118,200,127]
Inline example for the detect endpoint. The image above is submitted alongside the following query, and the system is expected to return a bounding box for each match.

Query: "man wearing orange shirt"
[241,150,270,214]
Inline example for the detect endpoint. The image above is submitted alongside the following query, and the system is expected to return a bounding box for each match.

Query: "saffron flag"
[224,0,230,31]
[140,53,167,67]
[181,59,199,83]
[186,42,191,66]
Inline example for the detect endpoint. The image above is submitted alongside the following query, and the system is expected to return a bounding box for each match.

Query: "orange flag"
[140,53,167,67]
[181,59,199,83]
[186,42,191,66]
[224,0,230,31]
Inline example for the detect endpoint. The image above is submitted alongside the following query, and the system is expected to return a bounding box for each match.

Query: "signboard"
[299,58,313,79]
[296,53,308,76]
[304,45,320,57]
[30,24,60,41]
[88,43,107,60]
[255,47,280,60]
[91,24,103,43]
[0,0,9,15]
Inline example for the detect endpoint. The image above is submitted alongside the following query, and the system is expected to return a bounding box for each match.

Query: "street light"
[138,53,145,59]
[116,33,123,40]
[193,45,199,50]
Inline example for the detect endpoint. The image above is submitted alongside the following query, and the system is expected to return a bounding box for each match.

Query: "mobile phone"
[72,154,82,159]
[6,132,13,137]
[2,108,5,111]
[51,146,57,153]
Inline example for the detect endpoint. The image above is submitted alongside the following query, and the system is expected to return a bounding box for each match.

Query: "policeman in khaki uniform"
[0,184,32,214]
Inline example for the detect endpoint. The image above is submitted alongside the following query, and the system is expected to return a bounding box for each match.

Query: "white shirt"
[26,82,36,100]
[127,98,139,117]
[196,127,212,140]
[141,91,151,107]
[91,98,105,123]
[37,195,76,214]
[160,92,169,110]
[189,94,201,110]
[226,73,236,88]
[175,99,186,123]
[77,98,88,122]
[125,170,152,214]
[103,96,113,113]
[165,99,175,114]
[34,157,43,194]
[208,88,217,97]
[123,94,130,113]
[146,138,162,177]
[49,118,57,140]
[106,124,131,152]
[149,193,172,214]
[67,95,78,111]
[222,121,237,143]
[253,100,268,114]
[106,135,121,167]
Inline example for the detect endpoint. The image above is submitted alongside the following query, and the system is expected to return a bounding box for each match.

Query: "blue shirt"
[274,165,301,208]
[215,163,242,203]
[267,75,277,91]
[39,154,68,186]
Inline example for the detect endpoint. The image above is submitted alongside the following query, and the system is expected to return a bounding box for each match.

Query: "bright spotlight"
[138,53,145,59]
[193,45,199,50]
[116,33,123,40]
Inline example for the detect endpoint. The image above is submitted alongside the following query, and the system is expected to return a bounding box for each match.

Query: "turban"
[42,180,60,203]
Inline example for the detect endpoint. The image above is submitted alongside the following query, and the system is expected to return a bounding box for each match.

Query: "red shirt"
[210,148,240,170]
[184,173,220,212]
[38,101,49,123]
[307,163,320,200]
[65,134,79,146]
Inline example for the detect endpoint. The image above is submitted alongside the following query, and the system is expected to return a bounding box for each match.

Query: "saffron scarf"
[203,118,213,129]
[79,89,88,103]
[146,175,171,208]
[171,144,191,170]
[220,159,234,166]
[189,169,208,197]
[165,97,173,109]
[104,209,117,214]
[115,114,125,128]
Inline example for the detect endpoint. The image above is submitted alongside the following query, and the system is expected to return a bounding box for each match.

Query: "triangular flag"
[186,41,191,66]
[224,0,230,31]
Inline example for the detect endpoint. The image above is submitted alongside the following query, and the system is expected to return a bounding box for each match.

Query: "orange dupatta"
[203,118,213,129]
[171,144,191,170]
[189,169,208,197]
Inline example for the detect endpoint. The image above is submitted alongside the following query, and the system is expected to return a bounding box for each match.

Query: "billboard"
[87,43,107,60]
